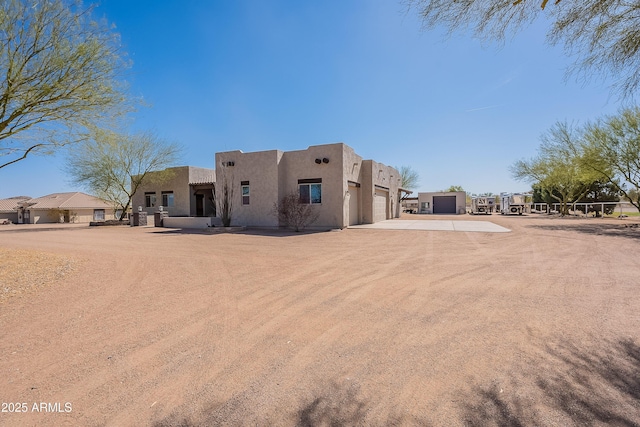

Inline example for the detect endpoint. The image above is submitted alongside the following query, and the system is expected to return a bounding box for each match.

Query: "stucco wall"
[341,145,364,228]
[133,166,192,217]
[279,143,346,228]
[215,150,282,227]
[212,143,400,228]
[28,209,116,224]
[360,160,401,224]
[163,216,211,229]
[217,144,363,229]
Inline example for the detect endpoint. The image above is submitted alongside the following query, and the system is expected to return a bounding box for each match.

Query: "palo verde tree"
[581,107,640,213]
[0,0,131,169]
[407,0,640,99]
[512,122,606,216]
[66,129,181,220]
[444,185,464,192]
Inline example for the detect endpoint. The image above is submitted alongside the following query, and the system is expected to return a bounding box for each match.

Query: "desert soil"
[0,214,639,426]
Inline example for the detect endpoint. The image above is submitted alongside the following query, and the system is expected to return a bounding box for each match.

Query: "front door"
[195,194,204,217]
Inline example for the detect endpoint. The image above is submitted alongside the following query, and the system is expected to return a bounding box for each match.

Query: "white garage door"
[374,189,388,223]
[348,185,359,225]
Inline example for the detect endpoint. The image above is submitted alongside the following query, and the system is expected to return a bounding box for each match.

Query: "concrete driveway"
[349,219,511,233]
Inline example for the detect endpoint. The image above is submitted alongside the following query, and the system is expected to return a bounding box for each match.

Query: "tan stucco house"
[216,143,404,228]
[132,166,216,218]
[0,196,31,224]
[137,143,406,229]
[12,192,116,224]
[417,191,467,214]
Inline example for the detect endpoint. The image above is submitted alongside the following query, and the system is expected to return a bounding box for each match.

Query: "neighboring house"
[216,143,405,228]
[0,196,31,224]
[16,192,116,224]
[132,166,216,218]
[418,192,467,214]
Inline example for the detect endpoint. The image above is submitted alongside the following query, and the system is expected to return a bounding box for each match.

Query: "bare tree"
[0,0,132,169]
[66,129,181,221]
[407,0,640,99]
[273,191,320,232]
[397,165,420,200]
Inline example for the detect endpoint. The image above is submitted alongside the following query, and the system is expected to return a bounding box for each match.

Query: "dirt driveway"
[1,214,639,426]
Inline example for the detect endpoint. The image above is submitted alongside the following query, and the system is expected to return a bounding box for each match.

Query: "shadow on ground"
[0,225,90,233]
[150,338,640,425]
[527,222,640,241]
[150,227,336,238]
[151,381,429,426]
[461,338,640,426]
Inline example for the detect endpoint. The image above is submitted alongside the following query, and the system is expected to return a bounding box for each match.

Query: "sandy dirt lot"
[0,214,639,426]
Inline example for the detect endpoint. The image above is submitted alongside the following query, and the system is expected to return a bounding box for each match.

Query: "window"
[93,209,105,221]
[161,191,174,207]
[241,181,250,205]
[145,192,156,208]
[298,179,322,204]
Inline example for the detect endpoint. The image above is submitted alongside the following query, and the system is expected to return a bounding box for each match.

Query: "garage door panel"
[374,189,388,222]
[433,195,456,214]
[348,186,359,225]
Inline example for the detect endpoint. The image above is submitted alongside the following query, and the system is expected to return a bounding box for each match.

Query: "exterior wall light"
[315,158,322,164]
[322,158,329,163]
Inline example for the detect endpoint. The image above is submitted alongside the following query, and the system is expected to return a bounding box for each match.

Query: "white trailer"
[500,192,531,215]
[470,196,494,215]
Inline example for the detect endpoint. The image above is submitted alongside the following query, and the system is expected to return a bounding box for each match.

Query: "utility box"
[131,212,148,226]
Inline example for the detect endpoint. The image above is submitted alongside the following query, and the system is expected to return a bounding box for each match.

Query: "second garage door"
[348,185,359,225]
[433,195,457,214]
[374,189,388,222]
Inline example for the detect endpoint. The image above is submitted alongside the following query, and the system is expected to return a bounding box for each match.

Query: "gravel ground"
[0,215,639,426]
[0,247,77,303]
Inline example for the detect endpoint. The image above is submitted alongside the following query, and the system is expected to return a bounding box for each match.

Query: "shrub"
[273,191,319,232]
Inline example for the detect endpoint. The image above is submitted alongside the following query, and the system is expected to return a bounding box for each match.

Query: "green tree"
[0,0,131,169]
[66,129,181,221]
[512,122,606,216]
[581,107,640,212]
[532,183,555,206]
[408,0,640,99]
[444,185,464,192]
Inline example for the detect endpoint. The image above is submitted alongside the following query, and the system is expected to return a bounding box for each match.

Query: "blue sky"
[0,0,622,199]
